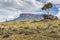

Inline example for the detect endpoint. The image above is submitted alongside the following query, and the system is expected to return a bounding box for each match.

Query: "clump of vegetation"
[3,34,10,38]
[41,2,58,21]
[41,2,52,10]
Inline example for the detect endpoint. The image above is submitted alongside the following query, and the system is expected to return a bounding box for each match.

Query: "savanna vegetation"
[0,20,60,40]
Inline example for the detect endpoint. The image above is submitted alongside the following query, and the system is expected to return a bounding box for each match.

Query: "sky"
[0,0,60,22]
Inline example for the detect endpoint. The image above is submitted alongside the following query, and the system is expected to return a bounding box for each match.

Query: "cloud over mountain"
[0,0,60,22]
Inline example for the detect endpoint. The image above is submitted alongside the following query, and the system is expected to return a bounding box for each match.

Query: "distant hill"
[9,13,44,22]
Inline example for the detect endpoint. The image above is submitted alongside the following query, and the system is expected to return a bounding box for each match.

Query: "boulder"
[43,14,58,20]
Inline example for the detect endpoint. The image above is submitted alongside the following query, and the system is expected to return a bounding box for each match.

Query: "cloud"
[0,8,21,22]
[0,0,60,22]
[47,0,60,4]
[0,0,44,22]
[0,0,22,22]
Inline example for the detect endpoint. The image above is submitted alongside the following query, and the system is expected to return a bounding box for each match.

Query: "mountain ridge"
[8,13,44,22]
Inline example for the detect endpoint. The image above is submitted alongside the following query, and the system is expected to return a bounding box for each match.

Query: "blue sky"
[0,0,60,22]
[49,4,58,15]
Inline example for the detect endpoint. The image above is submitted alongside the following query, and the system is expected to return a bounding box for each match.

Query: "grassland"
[0,20,60,40]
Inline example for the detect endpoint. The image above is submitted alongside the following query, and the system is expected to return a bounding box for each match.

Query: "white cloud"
[0,7,21,22]
[47,0,60,4]
[0,0,60,22]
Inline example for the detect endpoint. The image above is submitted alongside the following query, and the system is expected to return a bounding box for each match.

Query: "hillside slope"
[0,20,60,40]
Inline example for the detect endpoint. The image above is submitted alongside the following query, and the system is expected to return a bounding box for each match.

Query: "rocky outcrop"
[43,14,58,20]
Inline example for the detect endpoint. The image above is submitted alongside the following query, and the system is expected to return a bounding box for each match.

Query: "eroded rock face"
[43,14,58,20]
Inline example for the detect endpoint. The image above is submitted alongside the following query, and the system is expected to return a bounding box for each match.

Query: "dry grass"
[0,20,60,40]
